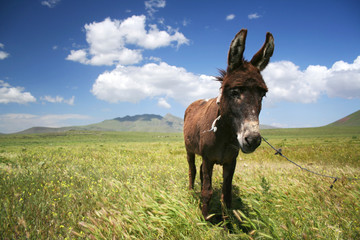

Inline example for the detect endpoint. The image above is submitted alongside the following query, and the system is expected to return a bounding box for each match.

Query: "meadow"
[0,127,359,239]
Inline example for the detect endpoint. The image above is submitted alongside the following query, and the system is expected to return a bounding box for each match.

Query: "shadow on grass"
[192,185,254,234]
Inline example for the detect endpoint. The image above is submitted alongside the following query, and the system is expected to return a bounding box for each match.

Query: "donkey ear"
[227,29,247,72]
[250,32,274,71]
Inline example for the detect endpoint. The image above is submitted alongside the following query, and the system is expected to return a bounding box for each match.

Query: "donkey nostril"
[245,136,255,146]
[245,134,261,146]
[245,137,250,145]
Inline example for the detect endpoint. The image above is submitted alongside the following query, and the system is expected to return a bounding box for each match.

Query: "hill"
[83,114,183,132]
[16,114,184,134]
[327,110,360,127]
[15,127,75,134]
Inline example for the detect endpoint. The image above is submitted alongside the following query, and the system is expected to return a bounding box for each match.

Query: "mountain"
[327,110,360,127]
[113,114,162,122]
[84,114,183,132]
[16,114,184,134]
[15,127,75,134]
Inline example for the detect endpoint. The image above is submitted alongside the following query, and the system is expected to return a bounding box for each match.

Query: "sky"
[0,0,360,133]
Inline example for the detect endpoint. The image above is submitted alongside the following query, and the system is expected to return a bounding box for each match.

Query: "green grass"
[0,128,359,239]
[327,110,360,127]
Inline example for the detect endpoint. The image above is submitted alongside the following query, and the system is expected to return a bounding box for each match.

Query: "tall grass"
[0,129,359,239]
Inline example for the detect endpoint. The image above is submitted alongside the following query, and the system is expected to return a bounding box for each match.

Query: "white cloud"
[41,0,60,8]
[145,0,166,17]
[40,95,75,105]
[65,96,75,105]
[226,14,235,21]
[0,51,9,60]
[91,62,219,106]
[148,56,162,62]
[263,61,322,104]
[248,13,261,20]
[0,113,90,134]
[66,49,89,64]
[0,80,36,104]
[158,98,171,108]
[262,56,360,104]
[0,43,9,60]
[119,16,189,49]
[325,57,360,99]
[66,15,188,66]
[90,55,360,108]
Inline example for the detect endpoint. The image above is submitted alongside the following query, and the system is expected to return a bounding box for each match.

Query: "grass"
[327,110,360,127]
[0,127,359,239]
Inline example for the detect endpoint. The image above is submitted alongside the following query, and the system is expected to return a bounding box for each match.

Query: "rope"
[201,112,359,189]
[202,115,221,133]
[261,136,359,189]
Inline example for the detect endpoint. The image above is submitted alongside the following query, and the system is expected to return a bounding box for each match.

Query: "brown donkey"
[184,29,274,220]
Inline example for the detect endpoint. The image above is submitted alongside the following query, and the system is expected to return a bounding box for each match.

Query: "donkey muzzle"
[237,121,262,153]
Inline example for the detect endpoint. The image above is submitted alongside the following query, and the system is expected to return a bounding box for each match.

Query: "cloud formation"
[0,80,36,104]
[91,62,219,106]
[41,0,60,8]
[0,113,90,133]
[0,43,9,60]
[248,13,261,20]
[262,56,360,104]
[145,0,166,17]
[90,56,360,108]
[226,14,235,21]
[66,15,188,66]
[157,97,171,108]
[40,95,75,105]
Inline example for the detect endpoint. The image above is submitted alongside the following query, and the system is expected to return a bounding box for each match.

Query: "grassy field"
[0,127,359,239]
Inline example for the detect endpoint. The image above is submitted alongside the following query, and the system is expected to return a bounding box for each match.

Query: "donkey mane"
[216,62,268,91]
[215,57,248,82]
[215,69,227,82]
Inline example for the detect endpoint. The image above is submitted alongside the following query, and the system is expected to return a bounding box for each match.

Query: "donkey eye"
[231,90,240,98]
[230,88,244,98]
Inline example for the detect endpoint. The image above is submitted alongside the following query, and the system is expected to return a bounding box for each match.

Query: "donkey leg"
[201,159,214,220]
[221,159,237,209]
[187,152,196,190]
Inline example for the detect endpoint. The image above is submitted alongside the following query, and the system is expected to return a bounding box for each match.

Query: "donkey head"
[218,29,274,153]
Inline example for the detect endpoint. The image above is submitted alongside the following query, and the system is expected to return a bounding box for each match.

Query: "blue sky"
[0,0,359,133]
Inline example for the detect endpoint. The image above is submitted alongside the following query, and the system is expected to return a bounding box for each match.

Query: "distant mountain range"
[16,114,183,134]
[11,109,360,134]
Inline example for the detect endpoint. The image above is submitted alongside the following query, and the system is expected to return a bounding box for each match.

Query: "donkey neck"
[208,103,237,140]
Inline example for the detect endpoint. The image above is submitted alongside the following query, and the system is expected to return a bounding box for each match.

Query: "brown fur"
[183,29,274,219]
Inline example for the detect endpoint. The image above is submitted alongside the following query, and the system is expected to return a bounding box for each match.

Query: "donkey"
[183,29,274,220]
